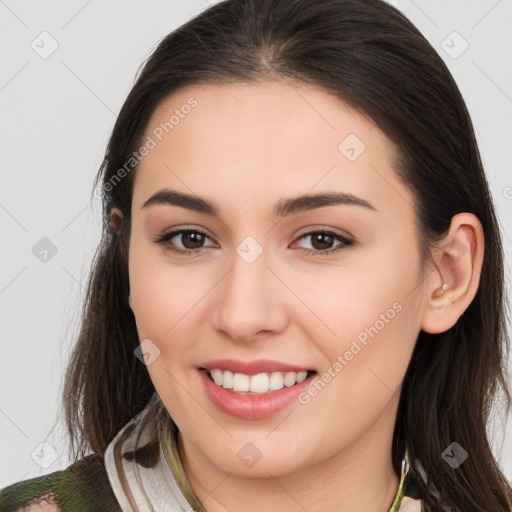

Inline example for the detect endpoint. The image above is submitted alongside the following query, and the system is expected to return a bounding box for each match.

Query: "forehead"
[131,81,413,219]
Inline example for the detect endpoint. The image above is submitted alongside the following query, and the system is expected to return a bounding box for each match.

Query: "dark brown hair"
[62,0,512,509]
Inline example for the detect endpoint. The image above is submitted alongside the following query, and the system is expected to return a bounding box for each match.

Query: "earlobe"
[420,213,484,334]
[109,207,124,234]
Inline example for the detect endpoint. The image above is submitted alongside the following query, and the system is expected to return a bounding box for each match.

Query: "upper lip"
[199,358,315,375]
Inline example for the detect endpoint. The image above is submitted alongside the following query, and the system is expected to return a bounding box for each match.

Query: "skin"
[110,81,484,512]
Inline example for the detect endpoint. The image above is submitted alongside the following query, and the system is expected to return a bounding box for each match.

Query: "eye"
[153,227,354,257]
[153,228,216,256]
[293,230,354,256]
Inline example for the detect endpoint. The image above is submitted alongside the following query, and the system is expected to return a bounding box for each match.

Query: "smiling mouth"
[200,368,317,395]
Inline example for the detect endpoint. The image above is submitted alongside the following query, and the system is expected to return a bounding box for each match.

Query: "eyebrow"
[141,188,377,217]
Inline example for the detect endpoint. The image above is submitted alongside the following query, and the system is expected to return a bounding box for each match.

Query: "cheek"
[300,298,420,444]
[128,238,212,339]
[292,245,422,354]
[294,248,423,420]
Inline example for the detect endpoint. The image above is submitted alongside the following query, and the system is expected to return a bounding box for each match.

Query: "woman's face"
[126,81,430,478]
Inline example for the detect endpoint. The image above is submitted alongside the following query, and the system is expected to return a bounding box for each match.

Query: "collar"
[105,400,422,512]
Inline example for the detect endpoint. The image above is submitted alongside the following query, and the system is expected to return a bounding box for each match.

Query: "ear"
[109,207,132,310]
[420,212,484,334]
[109,207,124,234]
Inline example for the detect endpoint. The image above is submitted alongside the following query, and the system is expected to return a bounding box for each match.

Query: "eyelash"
[153,228,354,257]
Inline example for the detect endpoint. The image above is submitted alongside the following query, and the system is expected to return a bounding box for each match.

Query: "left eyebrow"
[274,191,377,217]
[140,188,377,218]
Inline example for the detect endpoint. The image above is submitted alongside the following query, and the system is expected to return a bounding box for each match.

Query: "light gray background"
[1,0,511,488]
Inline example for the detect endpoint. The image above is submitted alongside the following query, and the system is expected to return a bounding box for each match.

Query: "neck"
[177,413,401,512]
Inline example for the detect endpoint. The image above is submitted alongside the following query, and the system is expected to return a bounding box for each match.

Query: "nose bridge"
[213,236,286,340]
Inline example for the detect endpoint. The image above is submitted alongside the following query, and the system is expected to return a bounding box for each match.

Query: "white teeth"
[296,371,308,383]
[232,373,250,392]
[207,369,310,394]
[222,370,234,389]
[283,372,297,387]
[269,372,284,391]
[249,373,269,393]
[211,369,223,386]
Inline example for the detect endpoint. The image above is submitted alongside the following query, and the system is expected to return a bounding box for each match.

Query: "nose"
[212,245,288,343]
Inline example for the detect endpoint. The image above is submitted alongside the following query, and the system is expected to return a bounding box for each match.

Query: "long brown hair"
[62,0,512,509]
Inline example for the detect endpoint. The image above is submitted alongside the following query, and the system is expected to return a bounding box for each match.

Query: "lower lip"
[198,369,316,420]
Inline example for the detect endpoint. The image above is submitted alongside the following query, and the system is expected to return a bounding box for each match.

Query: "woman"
[1,0,511,510]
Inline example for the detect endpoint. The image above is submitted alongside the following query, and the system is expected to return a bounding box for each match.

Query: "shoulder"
[0,492,59,512]
[0,453,122,512]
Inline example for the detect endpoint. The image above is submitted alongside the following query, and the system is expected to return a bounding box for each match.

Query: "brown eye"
[295,230,354,256]
[310,232,335,250]
[154,229,216,255]
[179,231,206,249]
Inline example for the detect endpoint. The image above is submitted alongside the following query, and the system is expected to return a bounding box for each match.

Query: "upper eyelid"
[157,227,353,248]
[294,225,353,239]
[158,228,217,246]
[159,223,352,237]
